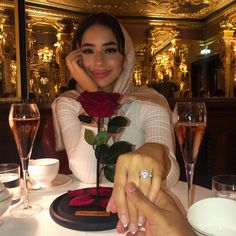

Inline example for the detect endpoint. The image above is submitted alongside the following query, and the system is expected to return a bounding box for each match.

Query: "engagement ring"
[139,169,152,179]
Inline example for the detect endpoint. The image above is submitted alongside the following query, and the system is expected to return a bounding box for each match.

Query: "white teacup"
[28,158,60,188]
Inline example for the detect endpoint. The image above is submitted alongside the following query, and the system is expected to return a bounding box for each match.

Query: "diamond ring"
[139,169,152,179]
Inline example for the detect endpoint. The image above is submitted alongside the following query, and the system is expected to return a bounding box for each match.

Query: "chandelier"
[37,47,54,62]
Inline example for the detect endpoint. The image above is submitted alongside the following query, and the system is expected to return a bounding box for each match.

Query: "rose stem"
[96,117,101,202]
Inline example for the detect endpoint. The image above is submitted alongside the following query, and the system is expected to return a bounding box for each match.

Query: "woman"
[52,13,179,234]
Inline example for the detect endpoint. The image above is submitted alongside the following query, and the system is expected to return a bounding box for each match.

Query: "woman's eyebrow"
[81,43,94,48]
[103,42,117,47]
[81,41,117,48]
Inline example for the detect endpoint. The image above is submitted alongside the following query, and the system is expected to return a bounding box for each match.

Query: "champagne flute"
[172,102,207,208]
[9,103,42,217]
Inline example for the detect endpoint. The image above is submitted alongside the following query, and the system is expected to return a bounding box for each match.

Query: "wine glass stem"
[185,163,195,208]
[21,158,29,209]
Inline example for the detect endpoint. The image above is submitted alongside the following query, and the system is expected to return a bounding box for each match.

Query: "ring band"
[139,169,152,179]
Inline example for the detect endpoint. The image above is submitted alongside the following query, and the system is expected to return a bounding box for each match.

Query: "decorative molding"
[25,0,234,20]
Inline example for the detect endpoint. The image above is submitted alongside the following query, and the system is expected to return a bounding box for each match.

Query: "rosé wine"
[174,122,206,165]
[9,117,40,160]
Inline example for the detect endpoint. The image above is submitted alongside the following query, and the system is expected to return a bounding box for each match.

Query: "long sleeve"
[121,102,180,189]
[141,103,179,189]
[55,97,98,183]
[54,97,179,187]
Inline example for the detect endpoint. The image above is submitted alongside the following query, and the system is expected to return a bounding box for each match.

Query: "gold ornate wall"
[0,1,236,100]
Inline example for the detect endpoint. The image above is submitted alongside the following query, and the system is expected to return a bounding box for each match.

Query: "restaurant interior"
[0,0,236,189]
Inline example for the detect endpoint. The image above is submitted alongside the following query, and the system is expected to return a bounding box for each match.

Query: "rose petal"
[69,194,95,206]
[77,91,120,118]
[67,188,87,197]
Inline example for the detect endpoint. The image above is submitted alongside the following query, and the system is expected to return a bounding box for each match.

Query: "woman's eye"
[81,48,93,54]
[105,48,118,54]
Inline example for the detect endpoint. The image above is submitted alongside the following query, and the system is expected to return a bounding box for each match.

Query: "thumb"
[125,182,162,221]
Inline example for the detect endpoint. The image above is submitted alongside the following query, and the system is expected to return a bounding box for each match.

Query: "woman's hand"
[107,143,171,234]
[124,182,195,236]
[66,49,98,92]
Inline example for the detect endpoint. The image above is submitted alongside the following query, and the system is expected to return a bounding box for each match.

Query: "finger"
[147,167,162,202]
[138,170,152,196]
[66,51,82,67]
[126,230,145,236]
[116,219,128,234]
[66,50,81,61]
[113,157,129,227]
[138,171,152,226]
[126,162,142,234]
[125,182,163,222]
[106,193,117,213]
[127,197,138,234]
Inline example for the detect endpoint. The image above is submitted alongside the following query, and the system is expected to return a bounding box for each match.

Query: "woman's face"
[80,24,124,92]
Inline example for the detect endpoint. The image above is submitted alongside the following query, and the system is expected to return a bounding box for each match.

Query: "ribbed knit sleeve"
[55,96,98,183]
[124,102,180,189]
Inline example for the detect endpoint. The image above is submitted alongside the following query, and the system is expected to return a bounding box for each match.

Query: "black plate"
[49,191,118,231]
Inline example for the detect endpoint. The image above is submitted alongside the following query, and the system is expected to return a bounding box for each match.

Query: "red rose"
[77,91,121,118]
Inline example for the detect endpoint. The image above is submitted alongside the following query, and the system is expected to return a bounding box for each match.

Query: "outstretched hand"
[107,143,169,234]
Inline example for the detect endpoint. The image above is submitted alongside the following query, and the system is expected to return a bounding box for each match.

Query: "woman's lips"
[92,70,110,79]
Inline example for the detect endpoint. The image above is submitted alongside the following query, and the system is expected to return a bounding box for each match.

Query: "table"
[0,175,214,236]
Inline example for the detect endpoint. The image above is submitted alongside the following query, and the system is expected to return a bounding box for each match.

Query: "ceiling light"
[200,47,211,55]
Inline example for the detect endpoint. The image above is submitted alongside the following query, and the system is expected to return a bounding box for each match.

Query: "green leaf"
[104,165,116,182]
[84,129,95,145]
[94,131,109,145]
[95,144,109,163]
[103,141,132,165]
[108,116,129,133]
[78,115,93,124]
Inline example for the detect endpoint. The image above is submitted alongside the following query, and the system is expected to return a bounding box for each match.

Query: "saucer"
[28,174,73,191]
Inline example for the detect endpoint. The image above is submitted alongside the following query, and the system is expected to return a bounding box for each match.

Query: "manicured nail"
[129,223,137,234]
[138,215,144,226]
[120,214,129,227]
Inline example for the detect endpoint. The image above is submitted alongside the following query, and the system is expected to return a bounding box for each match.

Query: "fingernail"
[128,182,137,193]
[129,223,137,234]
[137,215,144,226]
[120,214,129,227]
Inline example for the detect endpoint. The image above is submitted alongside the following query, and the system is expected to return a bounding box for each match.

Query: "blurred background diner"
[0,0,236,190]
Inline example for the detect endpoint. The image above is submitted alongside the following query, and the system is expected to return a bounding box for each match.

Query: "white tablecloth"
[0,175,214,236]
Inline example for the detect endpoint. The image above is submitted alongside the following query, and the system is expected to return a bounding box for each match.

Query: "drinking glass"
[172,102,207,208]
[0,163,21,204]
[212,175,236,200]
[9,103,42,217]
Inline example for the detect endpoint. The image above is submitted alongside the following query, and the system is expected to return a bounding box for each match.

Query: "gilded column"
[25,15,36,95]
[0,9,15,97]
[219,19,236,97]
[55,19,78,88]
[142,27,157,85]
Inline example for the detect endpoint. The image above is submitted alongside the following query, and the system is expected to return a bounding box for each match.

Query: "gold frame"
[13,0,21,100]
[0,0,21,102]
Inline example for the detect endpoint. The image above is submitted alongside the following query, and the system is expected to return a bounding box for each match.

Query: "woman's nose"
[94,52,105,66]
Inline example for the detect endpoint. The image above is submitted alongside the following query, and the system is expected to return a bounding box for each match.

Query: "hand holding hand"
[107,143,170,234]
[125,182,195,236]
